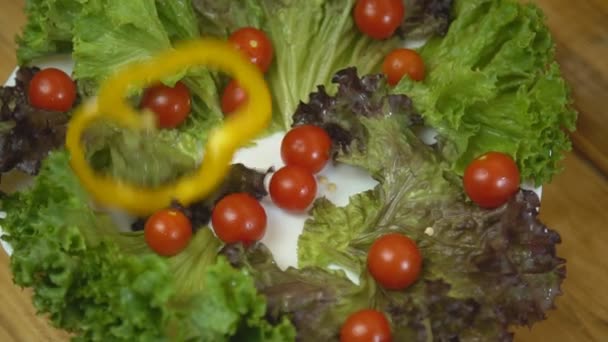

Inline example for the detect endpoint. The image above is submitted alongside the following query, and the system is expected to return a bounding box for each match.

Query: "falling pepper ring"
[65,38,272,216]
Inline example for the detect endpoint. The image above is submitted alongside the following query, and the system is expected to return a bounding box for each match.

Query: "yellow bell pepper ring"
[65,38,272,216]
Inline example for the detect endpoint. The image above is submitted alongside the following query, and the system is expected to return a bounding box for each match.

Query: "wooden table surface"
[1,0,607,341]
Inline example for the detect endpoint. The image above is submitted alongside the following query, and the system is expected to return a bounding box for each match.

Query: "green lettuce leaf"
[178,257,296,342]
[155,0,200,41]
[193,0,403,131]
[73,0,223,174]
[394,0,577,185]
[16,0,224,178]
[71,0,172,85]
[0,150,295,341]
[0,151,173,339]
[16,0,82,63]
[221,243,371,341]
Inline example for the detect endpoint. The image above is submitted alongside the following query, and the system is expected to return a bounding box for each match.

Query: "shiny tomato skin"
[382,48,426,85]
[229,27,274,72]
[367,233,422,290]
[463,151,521,208]
[141,81,191,128]
[144,209,193,256]
[211,193,267,245]
[340,309,392,342]
[281,125,332,174]
[221,80,248,115]
[354,0,405,40]
[269,165,317,212]
[28,68,77,112]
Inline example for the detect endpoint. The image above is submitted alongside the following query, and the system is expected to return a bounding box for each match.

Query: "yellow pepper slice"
[65,38,272,216]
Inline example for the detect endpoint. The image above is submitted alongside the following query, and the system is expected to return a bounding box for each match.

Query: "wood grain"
[0,0,21,69]
[0,0,607,341]
[513,152,608,342]
[532,0,608,176]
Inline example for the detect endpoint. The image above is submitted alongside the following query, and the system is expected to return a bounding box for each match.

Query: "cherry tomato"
[367,233,422,290]
[144,209,192,256]
[463,151,521,209]
[221,80,248,115]
[269,165,317,212]
[211,193,267,245]
[340,309,392,342]
[382,48,426,85]
[281,125,332,174]
[354,0,405,40]
[28,68,77,112]
[229,27,274,73]
[141,81,191,128]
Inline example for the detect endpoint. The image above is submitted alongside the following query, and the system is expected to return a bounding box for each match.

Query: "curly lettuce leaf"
[394,0,577,184]
[16,0,82,63]
[0,151,174,339]
[292,67,423,157]
[0,151,295,341]
[221,243,371,341]
[300,118,565,340]
[294,70,565,340]
[0,67,71,176]
[178,257,296,342]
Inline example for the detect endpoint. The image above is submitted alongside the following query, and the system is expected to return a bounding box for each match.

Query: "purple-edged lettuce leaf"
[0,67,71,176]
[290,69,565,340]
[292,67,423,158]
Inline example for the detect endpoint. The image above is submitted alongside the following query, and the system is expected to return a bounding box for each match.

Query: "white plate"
[0,57,542,279]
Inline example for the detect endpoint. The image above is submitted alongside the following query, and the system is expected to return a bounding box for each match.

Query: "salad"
[0,0,576,341]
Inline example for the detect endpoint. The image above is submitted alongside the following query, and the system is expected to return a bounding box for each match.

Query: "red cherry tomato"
[281,125,332,174]
[269,165,317,212]
[211,193,267,245]
[221,80,248,115]
[354,0,405,40]
[229,27,274,73]
[28,68,77,112]
[463,151,521,209]
[382,48,426,85]
[141,81,191,128]
[367,233,422,290]
[144,209,192,256]
[340,309,392,342]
